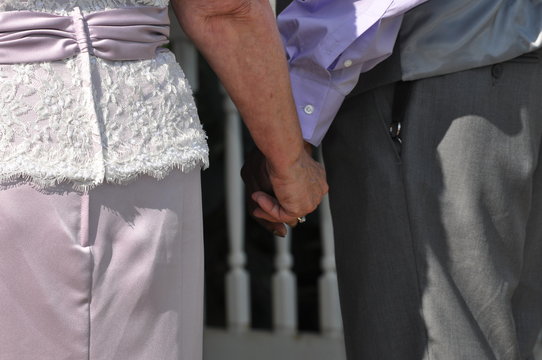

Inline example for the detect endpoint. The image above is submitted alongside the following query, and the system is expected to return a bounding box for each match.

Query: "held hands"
[175,0,328,234]
[241,143,328,236]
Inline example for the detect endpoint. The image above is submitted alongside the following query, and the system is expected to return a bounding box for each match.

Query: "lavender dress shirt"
[279,0,542,146]
[278,0,427,145]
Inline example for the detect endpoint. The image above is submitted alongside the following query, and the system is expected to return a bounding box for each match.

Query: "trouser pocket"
[372,81,411,161]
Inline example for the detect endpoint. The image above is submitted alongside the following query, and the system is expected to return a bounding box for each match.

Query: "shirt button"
[343,59,353,68]
[304,104,315,115]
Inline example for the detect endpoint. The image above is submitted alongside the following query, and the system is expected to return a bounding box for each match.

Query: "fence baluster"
[273,232,297,335]
[224,94,250,333]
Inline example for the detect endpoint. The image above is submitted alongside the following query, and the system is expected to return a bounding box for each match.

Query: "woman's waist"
[0,6,170,64]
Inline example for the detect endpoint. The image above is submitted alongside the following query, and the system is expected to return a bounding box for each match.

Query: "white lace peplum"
[0,0,208,190]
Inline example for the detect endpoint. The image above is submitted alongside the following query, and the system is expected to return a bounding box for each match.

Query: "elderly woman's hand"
[242,142,328,236]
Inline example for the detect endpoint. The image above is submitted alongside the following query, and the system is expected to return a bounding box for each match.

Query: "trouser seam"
[395,80,432,360]
[399,163,432,360]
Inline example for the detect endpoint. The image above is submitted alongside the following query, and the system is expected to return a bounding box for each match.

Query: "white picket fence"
[169,4,542,360]
[204,87,346,358]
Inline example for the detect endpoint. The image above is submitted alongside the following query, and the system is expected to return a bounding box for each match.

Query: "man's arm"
[171,0,328,234]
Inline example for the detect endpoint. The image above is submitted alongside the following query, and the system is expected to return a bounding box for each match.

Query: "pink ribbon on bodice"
[0,6,170,63]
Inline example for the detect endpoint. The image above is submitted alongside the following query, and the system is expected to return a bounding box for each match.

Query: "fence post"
[224,93,251,333]
[273,232,298,334]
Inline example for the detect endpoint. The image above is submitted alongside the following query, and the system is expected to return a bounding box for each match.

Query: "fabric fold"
[0,6,170,63]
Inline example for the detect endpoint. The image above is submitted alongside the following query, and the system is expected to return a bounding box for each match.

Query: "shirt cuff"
[289,70,346,146]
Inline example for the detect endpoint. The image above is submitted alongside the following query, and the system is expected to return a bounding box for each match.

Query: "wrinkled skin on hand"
[241,143,328,236]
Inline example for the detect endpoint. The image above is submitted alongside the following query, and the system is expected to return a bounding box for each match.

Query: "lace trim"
[0,51,209,191]
[0,151,207,191]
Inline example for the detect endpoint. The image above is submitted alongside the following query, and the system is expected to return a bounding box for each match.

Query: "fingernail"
[273,230,284,238]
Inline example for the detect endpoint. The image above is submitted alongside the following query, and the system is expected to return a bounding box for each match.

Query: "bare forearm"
[172,0,304,173]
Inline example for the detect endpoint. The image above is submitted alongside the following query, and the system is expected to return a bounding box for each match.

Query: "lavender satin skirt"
[0,170,203,360]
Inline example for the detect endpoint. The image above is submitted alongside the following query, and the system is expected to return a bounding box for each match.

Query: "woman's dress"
[0,1,208,358]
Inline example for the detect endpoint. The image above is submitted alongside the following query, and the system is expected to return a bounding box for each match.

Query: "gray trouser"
[322,51,542,360]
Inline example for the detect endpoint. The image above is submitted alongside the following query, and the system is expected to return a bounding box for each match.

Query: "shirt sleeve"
[278,0,428,145]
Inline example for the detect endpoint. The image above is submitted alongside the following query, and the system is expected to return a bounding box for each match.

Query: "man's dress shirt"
[279,0,542,146]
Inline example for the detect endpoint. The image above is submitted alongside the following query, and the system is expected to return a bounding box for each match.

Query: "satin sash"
[0,6,170,63]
